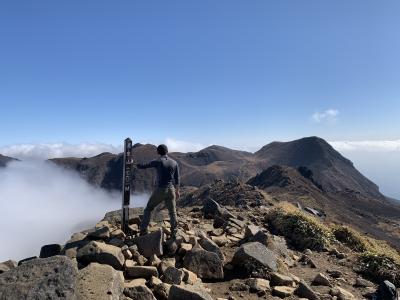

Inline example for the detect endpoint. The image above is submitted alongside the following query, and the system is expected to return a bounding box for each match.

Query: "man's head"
[157,144,168,156]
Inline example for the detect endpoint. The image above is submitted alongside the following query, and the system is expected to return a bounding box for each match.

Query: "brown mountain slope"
[0,154,18,167]
[50,136,383,200]
[246,165,400,249]
[255,137,382,199]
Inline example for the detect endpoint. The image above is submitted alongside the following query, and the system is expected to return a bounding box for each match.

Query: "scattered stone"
[246,278,270,292]
[134,229,164,258]
[168,284,213,300]
[124,285,156,300]
[272,286,295,298]
[159,258,176,274]
[183,248,224,279]
[76,241,125,270]
[244,224,261,239]
[125,266,158,279]
[0,256,78,300]
[76,262,124,300]
[271,272,294,287]
[182,268,198,284]
[87,226,110,240]
[330,286,355,299]
[354,277,374,288]
[211,228,225,236]
[295,280,321,300]
[211,235,229,246]
[163,266,184,285]
[125,278,147,287]
[148,254,162,267]
[232,242,277,277]
[198,231,225,261]
[230,282,249,291]
[327,270,343,278]
[178,243,193,255]
[313,273,331,286]
[154,283,171,299]
[39,244,62,258]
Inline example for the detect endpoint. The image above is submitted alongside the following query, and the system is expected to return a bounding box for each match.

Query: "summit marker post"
[121,138,133,233]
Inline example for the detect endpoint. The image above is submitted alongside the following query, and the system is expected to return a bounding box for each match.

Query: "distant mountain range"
[49,136,382,199]
[1,136,399,248]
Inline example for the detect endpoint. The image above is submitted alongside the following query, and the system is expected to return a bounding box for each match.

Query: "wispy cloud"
[330,140,400,152]
[312,109,339,124]
[0,143,122,160]
[164,138,207,153]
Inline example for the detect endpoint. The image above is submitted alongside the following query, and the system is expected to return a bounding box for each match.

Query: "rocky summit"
[1,192,399,300]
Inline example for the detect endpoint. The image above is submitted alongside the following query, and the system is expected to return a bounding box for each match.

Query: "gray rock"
[271,272,294,287]
[87,226,110,240]
[232,242,277,277]
[313,273,331,286]
[76,262,124,300]
[0,256,78,300]
[39,243,62,258]
[125,266,159,279]
[163,266,184,285]
[272,286,295,298]
[244,224,261,238]
[76,240,125,270]
[183,248,224,279]
[376,280,397,300]
[168,284,213,300]
[124,285,156,300]
[295,280,321,300]
[354,277,374,288]
[198,231,225,262]
[134,229,164,258]
[154,283,171,299]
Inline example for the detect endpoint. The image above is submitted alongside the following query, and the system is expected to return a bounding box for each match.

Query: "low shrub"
[357,252,400,286]
[265,202,333,251]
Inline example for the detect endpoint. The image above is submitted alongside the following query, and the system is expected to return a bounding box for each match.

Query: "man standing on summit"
[136,144,180,239]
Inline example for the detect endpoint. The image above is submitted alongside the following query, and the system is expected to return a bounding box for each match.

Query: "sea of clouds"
[0,160,149,261]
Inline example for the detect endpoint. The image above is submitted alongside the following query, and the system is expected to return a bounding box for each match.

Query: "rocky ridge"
[1,194,399,300]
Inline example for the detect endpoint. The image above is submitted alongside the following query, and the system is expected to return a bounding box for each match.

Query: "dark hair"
[157,144,168,155]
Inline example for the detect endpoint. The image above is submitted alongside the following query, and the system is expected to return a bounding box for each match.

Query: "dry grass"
[266,202,400,285]
[265,202,333,251]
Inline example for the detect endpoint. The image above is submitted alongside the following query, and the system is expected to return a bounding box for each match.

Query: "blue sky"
[1,0,399,148]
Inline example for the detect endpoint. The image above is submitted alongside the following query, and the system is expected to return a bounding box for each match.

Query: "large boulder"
[168,284,213,300]
[76,241,125,270]
[232,242,277,277]
[76,262,124,300]
[0,256,78,300]
[183,248,224,279]
[134,229,164,258]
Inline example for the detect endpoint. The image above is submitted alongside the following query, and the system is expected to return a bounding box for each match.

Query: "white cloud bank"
[0,139,208,160]
[312,109,339,124]
[164,138,207,153]
[0,160,149,261]
[0,143,122,160]
[329,140,400,152]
